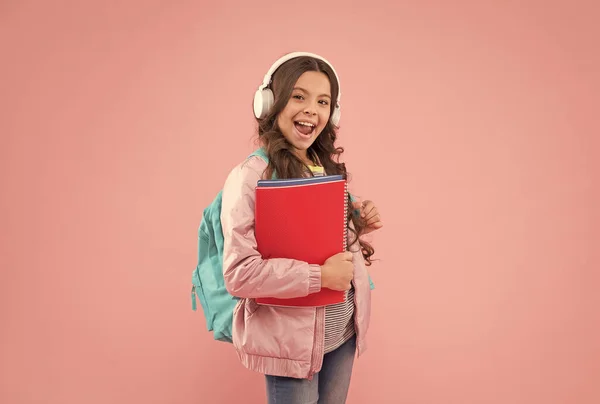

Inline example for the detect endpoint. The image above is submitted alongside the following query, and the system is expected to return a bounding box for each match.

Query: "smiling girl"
[220,52,383,404]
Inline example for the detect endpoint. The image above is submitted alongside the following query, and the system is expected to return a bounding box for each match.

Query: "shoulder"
[240,154,268,176]
[223,155,268,196]
[230,154,267,180]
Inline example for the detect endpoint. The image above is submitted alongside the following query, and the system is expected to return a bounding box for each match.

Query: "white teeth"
[296,121,315,127]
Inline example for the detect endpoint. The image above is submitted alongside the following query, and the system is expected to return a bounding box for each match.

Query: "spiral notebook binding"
[343,181,348,251]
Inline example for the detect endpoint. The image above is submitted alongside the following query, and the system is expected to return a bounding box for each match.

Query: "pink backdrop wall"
[1,1,598,403]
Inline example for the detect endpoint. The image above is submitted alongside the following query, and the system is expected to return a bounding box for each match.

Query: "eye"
[319,100,329,106]
[292,94,304,100]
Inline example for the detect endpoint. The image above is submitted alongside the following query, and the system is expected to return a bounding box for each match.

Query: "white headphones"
[253,51,341,126]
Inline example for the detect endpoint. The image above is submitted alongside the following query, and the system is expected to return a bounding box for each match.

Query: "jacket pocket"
[241,305,316,361]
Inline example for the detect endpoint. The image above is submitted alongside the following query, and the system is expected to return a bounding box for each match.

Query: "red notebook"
[254,174,348,307]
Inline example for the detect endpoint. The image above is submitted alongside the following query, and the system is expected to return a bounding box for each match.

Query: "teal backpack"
[191,148,374,343]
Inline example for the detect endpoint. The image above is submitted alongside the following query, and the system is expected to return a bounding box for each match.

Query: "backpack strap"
[248,147,277,179]
[248,147,269,163]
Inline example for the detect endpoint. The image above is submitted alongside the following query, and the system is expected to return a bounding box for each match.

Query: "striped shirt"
[307,165,356,354]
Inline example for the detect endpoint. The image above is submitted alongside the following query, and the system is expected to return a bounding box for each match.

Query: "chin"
[290,143,310,154]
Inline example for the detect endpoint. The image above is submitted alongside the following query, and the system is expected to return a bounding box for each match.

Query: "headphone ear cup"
[253,88,274,119]
[330,104,341,126]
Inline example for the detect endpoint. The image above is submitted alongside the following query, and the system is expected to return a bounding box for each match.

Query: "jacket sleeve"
[220,157,322,299]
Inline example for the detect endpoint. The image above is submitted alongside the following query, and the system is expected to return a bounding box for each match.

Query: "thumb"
[352,201,364,210]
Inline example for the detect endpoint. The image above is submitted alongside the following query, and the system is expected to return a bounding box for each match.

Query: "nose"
[303,101,317,115]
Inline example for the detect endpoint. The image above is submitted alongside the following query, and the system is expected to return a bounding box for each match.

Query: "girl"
[220,52,382,404]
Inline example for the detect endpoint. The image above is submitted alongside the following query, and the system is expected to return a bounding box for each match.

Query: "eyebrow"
[293,87,331,99]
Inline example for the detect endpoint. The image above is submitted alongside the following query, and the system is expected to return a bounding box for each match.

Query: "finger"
[361,201,375,218]
[361,206,373,218]
[364,210,379,222]
[352,201,363,210]
[366,221,383,231]
[366,214,382,226]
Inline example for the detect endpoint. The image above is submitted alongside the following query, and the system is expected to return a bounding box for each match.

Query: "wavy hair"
[254,55,375,265]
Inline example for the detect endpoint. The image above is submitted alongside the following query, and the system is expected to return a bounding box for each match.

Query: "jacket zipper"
[308,306,325,380]
[352,279,361,357]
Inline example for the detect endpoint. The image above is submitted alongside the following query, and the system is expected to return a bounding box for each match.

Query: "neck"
[294,149,313,165]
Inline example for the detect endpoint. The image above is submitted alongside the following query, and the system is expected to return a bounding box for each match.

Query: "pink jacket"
[220,155,372,380]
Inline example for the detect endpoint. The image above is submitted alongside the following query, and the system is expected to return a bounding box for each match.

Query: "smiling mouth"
[294,121,316,136]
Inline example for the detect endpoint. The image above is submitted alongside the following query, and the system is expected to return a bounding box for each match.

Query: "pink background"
[1,1,599,403]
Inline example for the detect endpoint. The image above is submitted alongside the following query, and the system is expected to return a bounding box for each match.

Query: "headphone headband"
[257,51,341,102]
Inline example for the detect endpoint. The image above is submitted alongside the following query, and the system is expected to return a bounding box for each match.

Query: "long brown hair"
[254,55,375,265]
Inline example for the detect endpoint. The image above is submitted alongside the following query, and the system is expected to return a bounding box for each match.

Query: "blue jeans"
[265,334,356,404]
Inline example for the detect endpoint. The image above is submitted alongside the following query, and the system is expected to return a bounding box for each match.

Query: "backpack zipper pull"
[191,286,197,311]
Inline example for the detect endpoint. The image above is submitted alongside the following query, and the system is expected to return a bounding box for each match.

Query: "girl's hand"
[321,252,354,291]
[353,200,383,234]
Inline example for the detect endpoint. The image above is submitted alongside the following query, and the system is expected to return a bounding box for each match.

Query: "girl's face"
[276,71,332,161]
